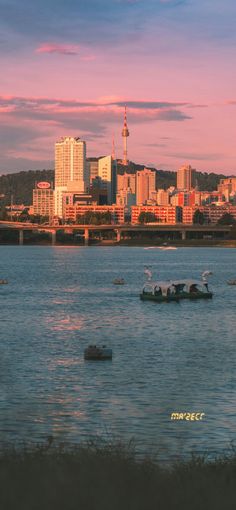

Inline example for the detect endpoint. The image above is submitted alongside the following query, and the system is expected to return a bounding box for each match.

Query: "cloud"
[167,152,224,161]
[114,100,189,109]
[36,43,80,55]
[0,94,193,171]
[2,0,235,56]
[0,95,193,124]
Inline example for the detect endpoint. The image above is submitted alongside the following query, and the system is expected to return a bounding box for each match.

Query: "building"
[87,157,99,184]
[182,204,236,224]
[136,169,156,205]
[33,182,54,218]
[62,192,93,218]
[131,205,182,224]
[155,189,170,206]
[177,164,195,191]
[98,155,117,204]
[171,190,201,207]
[117,173,136,194]
[64,204,124,224]
[116,189,136,208]
[54,136,88,217]
[217,177,236,201]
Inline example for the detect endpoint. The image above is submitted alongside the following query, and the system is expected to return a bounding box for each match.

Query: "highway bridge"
[0,221,232,245]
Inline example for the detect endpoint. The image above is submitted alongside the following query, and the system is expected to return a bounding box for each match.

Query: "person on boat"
[154,286,161,296]
[190,284,198,293]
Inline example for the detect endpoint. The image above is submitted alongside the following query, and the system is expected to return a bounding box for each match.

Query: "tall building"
[122,106,129,165]
[54,136,88,217]
[177,164,194,191]
[98,155,117,204]
[136,168,156,205]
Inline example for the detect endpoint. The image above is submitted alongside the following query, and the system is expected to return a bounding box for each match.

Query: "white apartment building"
[54,136,88,217]
[98,155,117,204]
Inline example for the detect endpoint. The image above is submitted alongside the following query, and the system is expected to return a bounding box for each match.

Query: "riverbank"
[99,238,236,248]
[0,238,236,247]
[1,441,236,509]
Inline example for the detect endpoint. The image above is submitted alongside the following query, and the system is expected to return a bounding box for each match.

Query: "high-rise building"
[54,136,88,217]
[136,168,156,205]
[177,164,194,191]
[98,155,117,204]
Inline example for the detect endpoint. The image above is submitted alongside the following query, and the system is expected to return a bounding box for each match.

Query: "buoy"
[84,345,112,360]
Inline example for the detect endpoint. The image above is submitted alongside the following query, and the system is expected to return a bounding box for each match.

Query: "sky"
[0,0,236,174]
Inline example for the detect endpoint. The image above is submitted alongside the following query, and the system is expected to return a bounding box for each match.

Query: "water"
[0,245,236,461]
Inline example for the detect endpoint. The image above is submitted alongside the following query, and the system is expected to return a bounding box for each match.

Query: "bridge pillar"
[116,229,121,242]
[51,230,56,245]
[181,230,186,240]
[84,228,89,246]
[19,230,24,245]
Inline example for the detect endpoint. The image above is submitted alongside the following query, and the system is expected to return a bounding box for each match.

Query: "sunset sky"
[0,0,236,174]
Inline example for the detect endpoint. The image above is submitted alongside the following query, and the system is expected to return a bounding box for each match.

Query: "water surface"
[0,246,236,460]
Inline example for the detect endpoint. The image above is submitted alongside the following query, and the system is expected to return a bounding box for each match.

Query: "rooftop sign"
[37,182,51,189]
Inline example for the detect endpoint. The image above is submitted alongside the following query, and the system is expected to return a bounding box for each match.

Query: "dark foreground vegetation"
[1,440,236,510]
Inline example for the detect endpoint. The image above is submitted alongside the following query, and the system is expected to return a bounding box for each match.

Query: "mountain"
[0,164,228,205]
[0,170,54,205]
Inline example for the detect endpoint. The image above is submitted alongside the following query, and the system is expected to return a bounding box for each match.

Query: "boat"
[84,345,112,360]
[227,279,236,285]
[113,278,125,285]
[0,279,8,284]
[140,279,213,302]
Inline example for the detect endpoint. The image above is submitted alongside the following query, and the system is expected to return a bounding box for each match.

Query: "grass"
[1,438,236,509]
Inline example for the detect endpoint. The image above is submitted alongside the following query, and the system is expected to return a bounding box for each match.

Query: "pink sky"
[0,0,236,174]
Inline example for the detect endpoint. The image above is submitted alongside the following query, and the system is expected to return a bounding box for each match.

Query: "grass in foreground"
[1,439,236,510]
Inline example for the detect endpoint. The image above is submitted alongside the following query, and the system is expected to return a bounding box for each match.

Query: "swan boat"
[140,279,213,302]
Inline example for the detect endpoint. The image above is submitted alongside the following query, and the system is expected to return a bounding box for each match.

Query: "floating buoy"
[84,345,112,360]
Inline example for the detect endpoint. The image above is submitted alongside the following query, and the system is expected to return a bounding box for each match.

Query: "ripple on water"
[0,245,236,460]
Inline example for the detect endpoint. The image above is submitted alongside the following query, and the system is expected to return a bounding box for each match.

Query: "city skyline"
[0,0,236,174]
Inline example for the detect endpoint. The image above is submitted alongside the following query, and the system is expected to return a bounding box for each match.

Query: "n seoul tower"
[122,105,129,165]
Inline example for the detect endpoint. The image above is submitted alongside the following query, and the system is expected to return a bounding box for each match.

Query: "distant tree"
[193,209,205,225]
[138,212,157,224]
[18,209,31,222]
[0,207,7,220]
[217,213,236,225]
[76,211,112,225]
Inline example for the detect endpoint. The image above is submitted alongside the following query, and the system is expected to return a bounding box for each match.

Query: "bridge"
[0,221,232,245]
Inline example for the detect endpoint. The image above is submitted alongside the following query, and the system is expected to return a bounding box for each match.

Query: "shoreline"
[0,240,236,248]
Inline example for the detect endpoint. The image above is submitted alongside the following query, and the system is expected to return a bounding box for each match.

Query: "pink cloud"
[36,43,80,56]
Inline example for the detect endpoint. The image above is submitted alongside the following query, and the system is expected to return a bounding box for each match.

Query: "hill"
[0,165,228,205]
[0,169,54,205]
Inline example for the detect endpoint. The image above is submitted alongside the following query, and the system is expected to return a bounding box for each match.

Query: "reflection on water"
[0,245,236,460]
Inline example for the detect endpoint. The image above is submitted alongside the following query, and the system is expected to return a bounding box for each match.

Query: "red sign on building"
[37,182,51,189]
